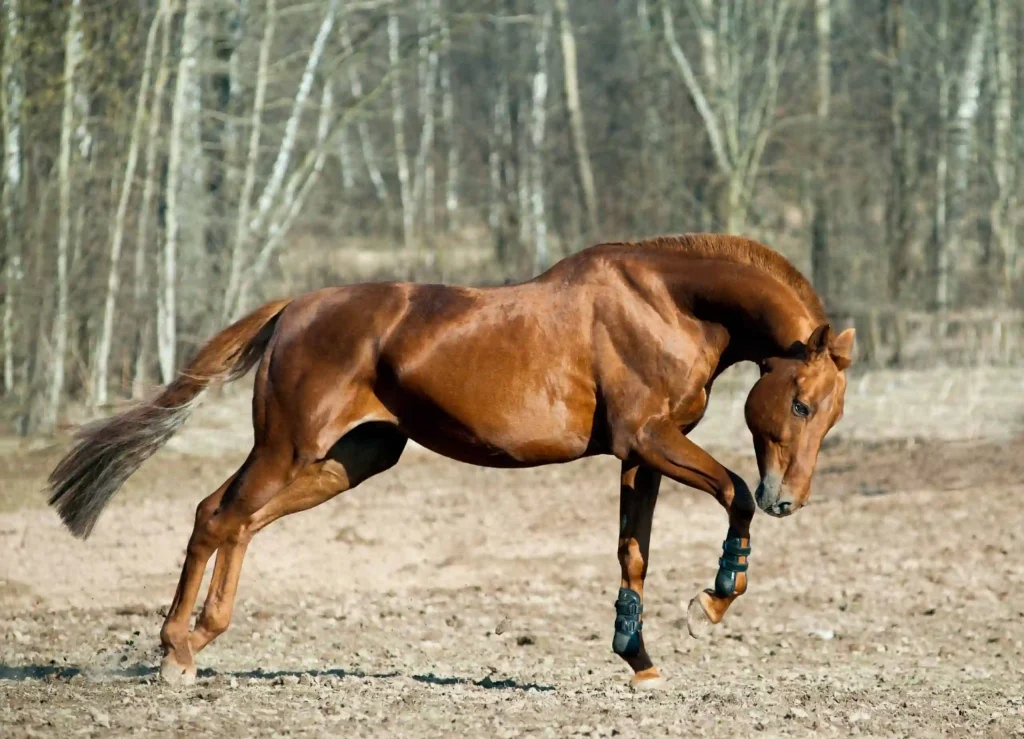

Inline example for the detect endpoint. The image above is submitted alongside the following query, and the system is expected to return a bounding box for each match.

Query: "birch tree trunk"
[389,12,415,254]
[440,7,458,226]
[133,0,173,398]
[160,0,202,382]
[990,0,1016,297]
[930,0,950,311]
[340,21,389,204]
[883,0,911,302]
[223,0,276,322]
[530,2,552,272]
[662,1,797,234]
[1,0,25,396]
[811,0,831,300]
[553,0,599,237]
[45,0,84,430]
[338,117,354,192]
[411,0,440,239]
[947,1,989,276]
[93,5,164,407]
[205,0,247,322]
[243,84,335,290]
[248,0,336,239]
[635,0,666,212]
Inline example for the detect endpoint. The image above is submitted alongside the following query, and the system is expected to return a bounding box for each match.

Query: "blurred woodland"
[1,0,1022,432]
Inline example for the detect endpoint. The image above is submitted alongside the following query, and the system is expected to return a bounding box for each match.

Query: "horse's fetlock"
[714,536,751,598]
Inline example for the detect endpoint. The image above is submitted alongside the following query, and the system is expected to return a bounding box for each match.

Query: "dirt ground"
[2,369,1024,738]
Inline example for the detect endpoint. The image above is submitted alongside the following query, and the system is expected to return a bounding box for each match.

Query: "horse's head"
[744,323,855,517]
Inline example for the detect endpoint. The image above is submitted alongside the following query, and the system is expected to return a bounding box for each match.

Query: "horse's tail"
[47,299,292,539]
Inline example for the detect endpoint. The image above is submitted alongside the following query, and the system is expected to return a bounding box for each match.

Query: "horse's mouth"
[754,476,797,517]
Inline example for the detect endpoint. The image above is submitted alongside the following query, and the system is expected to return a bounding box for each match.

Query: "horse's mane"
[619,233,827,322]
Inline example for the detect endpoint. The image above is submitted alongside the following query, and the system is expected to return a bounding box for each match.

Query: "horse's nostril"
[777,501,791,514]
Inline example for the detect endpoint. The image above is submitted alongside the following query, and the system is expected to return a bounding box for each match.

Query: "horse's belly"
[400,386,595,467]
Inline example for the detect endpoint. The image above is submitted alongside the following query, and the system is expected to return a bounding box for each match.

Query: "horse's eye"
[792,400,811,418]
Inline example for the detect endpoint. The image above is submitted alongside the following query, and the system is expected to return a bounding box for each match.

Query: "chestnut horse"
[47,234,855,689]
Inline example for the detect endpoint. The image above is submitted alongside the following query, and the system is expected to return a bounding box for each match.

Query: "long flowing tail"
[46,299,292,539]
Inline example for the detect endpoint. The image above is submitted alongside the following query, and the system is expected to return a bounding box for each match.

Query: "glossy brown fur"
[46,233,855,687]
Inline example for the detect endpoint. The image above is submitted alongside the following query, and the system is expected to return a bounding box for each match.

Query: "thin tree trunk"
[417,0,437,238]
[248,0,336,239]
[93,6,163,407]
[635,0,665,218]
[389,12,415,254]
[930,0,950,310]
[204,0,246,330]
[883,0,911,302]
[160,0,202,382]
[440,6,458,226]
[243,84,335,293]
[411,0,440,238]
[133,0,173,398]
[338,115,355,192]
[488,87,505,243]
[811,0,831,300]
[530,2,552,272]
[223,0,276,322]
[990,0,1016,297]
[45,0,85,430]
[1,0,25,396]
[948,1,989,273]
[340,21,389,204]
[553,0,599,237]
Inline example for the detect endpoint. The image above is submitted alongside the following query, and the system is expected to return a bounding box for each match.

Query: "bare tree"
[811,0,831,300]
[159,0,202,382]
[133,0,174,398]
[45,0,85,430]
[662,0,800,233]
[530,1,553,271]
[389,12,415,253]
[93,6,165,407]
[882,0,911,302]
[947,0,989,281]
[554,0,599,237]
[1,0,25,395]
[411,0,440,241]
[930,0,950,311]
[248,0,336,239]
[990,0,1017,298]
[440,5,458,226]
[223,0,277,322]
[340,20,389,204]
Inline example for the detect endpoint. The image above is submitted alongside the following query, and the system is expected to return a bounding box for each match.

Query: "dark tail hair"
[46,299,292,539]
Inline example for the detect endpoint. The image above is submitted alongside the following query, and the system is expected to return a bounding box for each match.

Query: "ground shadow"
[0,663,554,692]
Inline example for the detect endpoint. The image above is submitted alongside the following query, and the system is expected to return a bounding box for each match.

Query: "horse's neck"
[665,260,820,366]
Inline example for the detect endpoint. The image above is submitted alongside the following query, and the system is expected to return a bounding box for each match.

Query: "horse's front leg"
[631,420,756,639]
[613,460,663,689]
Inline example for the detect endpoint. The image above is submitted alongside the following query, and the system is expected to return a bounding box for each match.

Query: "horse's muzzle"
[755,474,797,518]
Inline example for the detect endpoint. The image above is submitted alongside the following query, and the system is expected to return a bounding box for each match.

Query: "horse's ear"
[805,323,832,357]
[830,327,856,370]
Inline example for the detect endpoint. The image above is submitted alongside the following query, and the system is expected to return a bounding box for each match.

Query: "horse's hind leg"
[158,471,239,683]
[161,422,407,683]
[159,448,299,686]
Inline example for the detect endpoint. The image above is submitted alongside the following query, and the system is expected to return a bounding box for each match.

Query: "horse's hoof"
[686,595,714,640]
[159,654,197,687]
[629,670,667,692]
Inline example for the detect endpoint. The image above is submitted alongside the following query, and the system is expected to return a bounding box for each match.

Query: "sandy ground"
[2,368,1024,737]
